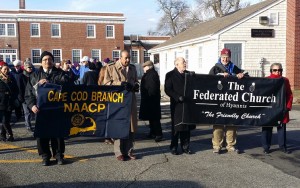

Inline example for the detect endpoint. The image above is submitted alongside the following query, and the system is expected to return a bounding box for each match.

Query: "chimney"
[19,0,25,9]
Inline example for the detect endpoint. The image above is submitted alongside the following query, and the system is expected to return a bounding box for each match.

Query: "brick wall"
[286,0,300,90]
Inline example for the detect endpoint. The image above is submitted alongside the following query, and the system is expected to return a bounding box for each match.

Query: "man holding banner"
[209,48,246,154]
[25,51,70,166]
[103,50,139,161]
[165,57,195,155]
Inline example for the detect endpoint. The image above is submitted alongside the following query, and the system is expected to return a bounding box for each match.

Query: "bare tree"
[156,0,195,36]
[195,0,251,18]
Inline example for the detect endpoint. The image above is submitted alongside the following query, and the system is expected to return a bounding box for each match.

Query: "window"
[91,49,101,61]
[198,46,203,68]
[31,49,41,64]
[112,50,120,61]
[72,49,82,63]
[87,24,96,38]
[131,50,138,64]
[52,49,62,63]
[269,12,279,25]
[185,49,189,69]
[144,50,150,62]
[31,23,40,37]
[0,23,16,37]
[51,23,61,37]
[106,25,114,38]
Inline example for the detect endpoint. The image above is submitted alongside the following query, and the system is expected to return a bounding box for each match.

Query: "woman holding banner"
[262,63,293,154]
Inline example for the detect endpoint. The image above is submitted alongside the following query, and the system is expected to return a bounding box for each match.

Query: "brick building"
[0,0,125,64]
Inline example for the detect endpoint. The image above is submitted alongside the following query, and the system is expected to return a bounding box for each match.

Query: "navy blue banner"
[181,74,286,126]
[35,83,132,138]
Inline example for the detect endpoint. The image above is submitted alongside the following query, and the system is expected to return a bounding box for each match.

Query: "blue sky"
[1,0,261,35]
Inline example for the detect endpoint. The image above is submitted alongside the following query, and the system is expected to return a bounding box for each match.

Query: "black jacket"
[11,68,26,103]
[0,74,19,111]
[82,70,98,86]
[25,66,69,109]
[164,68,195,131]
[209,61,243,75]
[139,68,161,120]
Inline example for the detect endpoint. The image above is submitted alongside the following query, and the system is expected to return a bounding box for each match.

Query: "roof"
[151,0,282,50]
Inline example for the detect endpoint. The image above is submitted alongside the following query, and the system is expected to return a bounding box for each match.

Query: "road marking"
[0,142,88,163]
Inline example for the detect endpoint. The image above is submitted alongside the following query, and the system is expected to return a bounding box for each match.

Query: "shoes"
[171,148,179,155]
[6,136,14,142]
[263,149,270,154]
[26,127,34,132]
[183,149,193,155]
[56,158,65,165]
[154,136,163,142]
[116,155,124,161]
[280,147,290,154]
[127,154,137,160]
[227,147,240,154]
[0,137,7,142]
[104,139,114,145]
[42,158,50,166]
[213,148,220,154]
[147,134,155,139]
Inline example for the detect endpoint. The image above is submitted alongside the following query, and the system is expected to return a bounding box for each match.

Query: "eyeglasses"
[27,67,33,69]
[272,69,283,72]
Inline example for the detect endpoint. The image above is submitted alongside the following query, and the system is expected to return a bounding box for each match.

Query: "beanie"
[13,59,22,66]
[220,48,231,57]
[40,51,54,62]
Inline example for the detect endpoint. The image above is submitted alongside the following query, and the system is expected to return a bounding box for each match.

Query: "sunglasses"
[27,67,33,69]
[272,69,283,72]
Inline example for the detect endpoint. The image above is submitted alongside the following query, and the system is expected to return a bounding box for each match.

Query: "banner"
[35,83,132,138]
[181,74,286,126]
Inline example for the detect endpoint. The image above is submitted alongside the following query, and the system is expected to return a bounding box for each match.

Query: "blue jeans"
[22,103,34,129]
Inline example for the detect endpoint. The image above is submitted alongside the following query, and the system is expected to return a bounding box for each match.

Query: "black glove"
[178,96,185,103]
[121,82,133,91]
[133,82,140,92]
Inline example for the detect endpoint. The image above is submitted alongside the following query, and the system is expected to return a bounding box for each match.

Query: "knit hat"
[13,59,22,66]
[220,48,231,57]
[0,61,6,68]
[40,51,54,62]
[103,58,110,63]
[81,56,89,62]
[24,61,33,68]
[142,60,153,67]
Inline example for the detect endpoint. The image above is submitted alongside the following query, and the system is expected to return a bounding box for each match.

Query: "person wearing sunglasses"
[262,63,293,154]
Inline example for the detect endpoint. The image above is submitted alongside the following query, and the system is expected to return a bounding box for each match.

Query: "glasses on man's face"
[27,67,33,69]
[272,69,283,72]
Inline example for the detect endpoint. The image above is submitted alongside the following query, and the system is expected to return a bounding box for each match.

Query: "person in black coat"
[0,62,19,141]
[164,57,195,155]
[11,60,24,120]
[139,60,163,142]
[25,51,70,166]
[82,62,98,85]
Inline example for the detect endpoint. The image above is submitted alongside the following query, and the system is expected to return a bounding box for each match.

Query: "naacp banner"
[35,83,132,138]
[181,74,286,126]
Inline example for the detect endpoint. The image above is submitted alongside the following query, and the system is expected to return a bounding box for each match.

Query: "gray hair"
[174,57,185,66]
[270,63,283,69]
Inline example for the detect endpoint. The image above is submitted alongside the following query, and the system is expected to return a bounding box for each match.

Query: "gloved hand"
[133,82,140,92]
[121,82,133,91]
[178,96,185,103]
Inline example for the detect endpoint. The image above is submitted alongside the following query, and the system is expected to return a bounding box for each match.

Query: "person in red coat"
[262,63,293,154]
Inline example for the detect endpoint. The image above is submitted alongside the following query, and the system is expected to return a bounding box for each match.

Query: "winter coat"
[164,68,195,132]
[103,60,138,133]
[0,73,19,111]
[82,70,98,85]
[139,68,161,120]
[11,68,26,103]
[267,73,293,123]
[209,59,244,75]
[25,66,69,110]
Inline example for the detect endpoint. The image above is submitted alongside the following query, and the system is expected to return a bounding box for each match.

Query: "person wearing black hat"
[25,51,70,166]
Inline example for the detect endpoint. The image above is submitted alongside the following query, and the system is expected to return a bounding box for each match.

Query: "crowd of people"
[0,48,293,166]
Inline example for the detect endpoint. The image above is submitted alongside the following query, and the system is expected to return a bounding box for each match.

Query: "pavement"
[0,100,300,188]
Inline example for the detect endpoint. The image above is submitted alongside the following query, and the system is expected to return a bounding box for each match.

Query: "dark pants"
[37,138,65,160]
[0,110,13,139]
[22,103,34,129]
[149,119,162,136]
[170,124,190,151]
[14,105,23,120]
[262,123,286,150]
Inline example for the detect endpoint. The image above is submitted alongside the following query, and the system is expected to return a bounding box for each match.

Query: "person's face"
[25,66,33,73]
[63,62,71,70]
[143,66,150,73]
[1,66,9,75]
[14,65,21,70]
[271,65,283,76]
[176,58,186,72]
[120,51,130,67]
[41,55,53,69]
[221,55,230,65]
